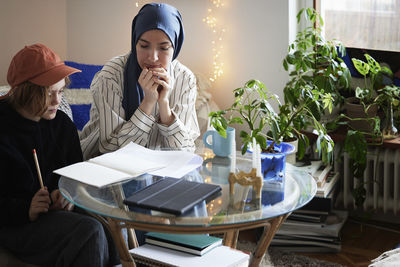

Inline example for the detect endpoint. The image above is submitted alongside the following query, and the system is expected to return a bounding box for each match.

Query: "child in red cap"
[0,44,119,267]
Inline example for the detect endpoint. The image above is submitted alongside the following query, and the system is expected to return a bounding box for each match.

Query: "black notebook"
[123,177,222,215]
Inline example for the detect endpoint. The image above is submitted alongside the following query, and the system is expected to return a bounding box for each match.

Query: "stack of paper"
[130,244,249,267]
[54,142,203,187]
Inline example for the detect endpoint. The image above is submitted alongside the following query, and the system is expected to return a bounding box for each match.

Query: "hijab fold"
[123,3,184,119]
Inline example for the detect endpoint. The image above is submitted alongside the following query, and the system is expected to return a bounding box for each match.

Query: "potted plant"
[342,54,383,134]
[282,8,351,162]
[329,54,400,208]
[208,79,334,183]
[208,79,293,188]
[326,54,382,208]
[283,8,351,119]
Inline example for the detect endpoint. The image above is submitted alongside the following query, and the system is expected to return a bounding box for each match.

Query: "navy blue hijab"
[123,3,184,119]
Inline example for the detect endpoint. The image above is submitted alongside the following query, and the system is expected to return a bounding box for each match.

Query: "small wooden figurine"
[228,168,263,199]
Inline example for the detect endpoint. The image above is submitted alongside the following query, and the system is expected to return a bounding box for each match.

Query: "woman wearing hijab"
[80,3,200,160]
[0,43,119,266]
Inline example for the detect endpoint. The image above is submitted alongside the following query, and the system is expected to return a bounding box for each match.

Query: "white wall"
[212,0,290,109]
[65,0,290,109]
[66,0,135,65]
[1,0,292,112]
[0,0,67,85]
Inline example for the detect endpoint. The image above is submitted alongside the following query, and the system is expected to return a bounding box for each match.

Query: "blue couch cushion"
[64,61,103,89]
[63,61,104,130]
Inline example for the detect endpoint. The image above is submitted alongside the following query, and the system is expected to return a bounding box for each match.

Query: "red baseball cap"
[7,43,81,87]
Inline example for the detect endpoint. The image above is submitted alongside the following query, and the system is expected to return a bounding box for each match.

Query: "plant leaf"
[352,58,369,76]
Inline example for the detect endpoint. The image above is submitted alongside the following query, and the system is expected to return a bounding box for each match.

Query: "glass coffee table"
[59,149,316,267]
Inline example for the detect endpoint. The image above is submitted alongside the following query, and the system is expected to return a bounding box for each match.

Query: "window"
[317,0,400,52]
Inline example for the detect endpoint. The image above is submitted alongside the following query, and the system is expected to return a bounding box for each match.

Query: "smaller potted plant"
[208,79,334,183]
[344,54,383,134]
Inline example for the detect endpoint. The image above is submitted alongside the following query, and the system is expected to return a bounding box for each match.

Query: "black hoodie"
[0,99,83,227]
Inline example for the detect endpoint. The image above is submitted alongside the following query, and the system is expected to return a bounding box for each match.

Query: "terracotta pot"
[344,97,378,133]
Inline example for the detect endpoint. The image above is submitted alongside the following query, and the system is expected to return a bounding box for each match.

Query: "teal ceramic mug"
[202,127,235,157]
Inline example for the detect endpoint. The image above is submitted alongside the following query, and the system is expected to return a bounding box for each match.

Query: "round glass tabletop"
[59,149,316,228]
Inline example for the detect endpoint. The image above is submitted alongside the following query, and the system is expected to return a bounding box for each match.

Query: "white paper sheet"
[54,162,134,188]
[54,142,203,187]
[147,151,203,178]
[130,244,249,267]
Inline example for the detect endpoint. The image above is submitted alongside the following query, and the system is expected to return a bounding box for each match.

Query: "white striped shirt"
[79,54,200,160]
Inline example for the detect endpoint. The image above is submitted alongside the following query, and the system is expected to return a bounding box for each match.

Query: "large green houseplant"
[279,7,351,163]
[283,8,351,112]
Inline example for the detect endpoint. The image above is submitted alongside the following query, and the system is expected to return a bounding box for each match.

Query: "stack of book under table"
[129,233,250,267]
[271,209,348,253]
[270,161,347,253]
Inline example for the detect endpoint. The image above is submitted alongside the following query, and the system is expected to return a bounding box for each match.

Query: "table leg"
[107,218,136,267]
[127,228,138,249]
[224,230,240,248]
[109,184,139,250]
[250,215,288,267]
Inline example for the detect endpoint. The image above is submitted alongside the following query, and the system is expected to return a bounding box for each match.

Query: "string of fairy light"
[203,0,226,82]
[135,1,226,82]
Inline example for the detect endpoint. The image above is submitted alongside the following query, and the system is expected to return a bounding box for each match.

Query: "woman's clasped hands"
[139,67,171,104]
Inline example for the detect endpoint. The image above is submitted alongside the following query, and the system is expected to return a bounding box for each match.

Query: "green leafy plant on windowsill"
[343,54,400,133]
[327,54,382,208]
[328,54,400,208]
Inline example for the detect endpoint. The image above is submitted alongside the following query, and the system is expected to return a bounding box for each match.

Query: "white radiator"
[334,145,400,215]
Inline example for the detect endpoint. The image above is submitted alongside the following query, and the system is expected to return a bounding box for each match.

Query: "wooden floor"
[298,217,400,267]
[239,215,400,267]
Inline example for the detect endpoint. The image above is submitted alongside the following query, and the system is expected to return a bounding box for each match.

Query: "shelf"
[302,127,400,150]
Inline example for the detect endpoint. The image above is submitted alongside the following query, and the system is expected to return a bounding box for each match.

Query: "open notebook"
[54,142,203,187]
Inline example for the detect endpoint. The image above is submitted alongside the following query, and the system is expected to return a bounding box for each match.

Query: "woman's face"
[136,29,174,70]
[41,78,65,120]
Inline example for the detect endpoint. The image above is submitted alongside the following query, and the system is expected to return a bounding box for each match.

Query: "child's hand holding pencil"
[29,149,51,221]
[29,149,74,221]
[28,187,51,221]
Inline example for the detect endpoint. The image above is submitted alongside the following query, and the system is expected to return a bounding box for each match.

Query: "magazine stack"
[273,161,347,253]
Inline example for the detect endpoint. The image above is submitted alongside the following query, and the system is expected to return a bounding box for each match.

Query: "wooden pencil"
[32,149,44,189]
